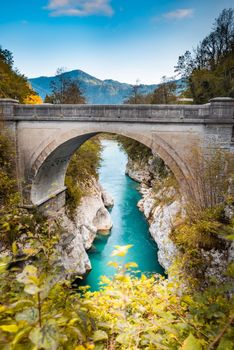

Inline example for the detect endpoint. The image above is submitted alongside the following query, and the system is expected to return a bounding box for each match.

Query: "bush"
[0,124,19,210]
[65,138,102,217]
[117,136,152,162]
[0,247,233,349]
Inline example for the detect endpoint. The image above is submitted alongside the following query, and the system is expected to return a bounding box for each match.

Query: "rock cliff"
[126,155,180,270]
[58,176,113,278]
[126,153,234,282]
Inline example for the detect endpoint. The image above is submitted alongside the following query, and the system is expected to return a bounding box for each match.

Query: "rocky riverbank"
[126,156,180,270]
[125,154,234,282]
[58,176,113,278]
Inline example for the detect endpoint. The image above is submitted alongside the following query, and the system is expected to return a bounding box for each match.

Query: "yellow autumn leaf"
[23,248,37,256]
[115,274,131,283]
[125,262,138,269]
[12,241,18,255]
[0,305,7,313]
[28,275,40,285]
[107,261,119,268]
[24,94,43,105]
[0,324,19,333]
[68,318,80,326]
[99,276,111,285]
[111,245,133,257]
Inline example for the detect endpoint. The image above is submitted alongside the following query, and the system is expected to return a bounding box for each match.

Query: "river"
[83,139,164,291]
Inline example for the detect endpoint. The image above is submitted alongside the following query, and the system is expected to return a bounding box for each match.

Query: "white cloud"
[45,0,113,17]
[163,8,194,20]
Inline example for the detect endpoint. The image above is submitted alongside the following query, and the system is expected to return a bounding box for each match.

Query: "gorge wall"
[55,176,113,278]
[125,155,180,271]
[125,149,234,284]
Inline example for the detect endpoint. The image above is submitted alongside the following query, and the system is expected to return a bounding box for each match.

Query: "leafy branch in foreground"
[0,244,233,349]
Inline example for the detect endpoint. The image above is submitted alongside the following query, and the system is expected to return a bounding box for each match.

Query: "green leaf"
[93,330,108,342]
[12,326,32,346]
[16,265,38,285]
[15,307,39,324]
[24,284,41,295]
[217,339,234,350]
[181,333,202,350]
[29,323,58,350]
[116,333,130,346]
[94,344,105,350]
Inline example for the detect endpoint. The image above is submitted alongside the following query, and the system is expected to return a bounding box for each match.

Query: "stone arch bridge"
[1,98,234,212]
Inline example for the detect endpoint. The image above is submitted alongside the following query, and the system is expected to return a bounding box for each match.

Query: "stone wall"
[1,97,233,213]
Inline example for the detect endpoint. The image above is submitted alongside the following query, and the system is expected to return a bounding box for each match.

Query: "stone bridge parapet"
[0,97,233,212]
[1,97,234,123]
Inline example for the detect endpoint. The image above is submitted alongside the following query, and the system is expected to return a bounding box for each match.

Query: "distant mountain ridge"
[29,70,183,104]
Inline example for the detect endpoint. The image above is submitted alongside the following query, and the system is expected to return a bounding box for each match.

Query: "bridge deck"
[1,98,234,124]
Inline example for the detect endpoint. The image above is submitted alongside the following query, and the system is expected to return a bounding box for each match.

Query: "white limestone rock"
[57,176,113,277]
[93,207,113,233]
[101,189,114,208]
[137,186,155,218]
[126,156,179,270]
[127,155,234,284]
[149,201,180,270]
[138,182,180,270]
[75,191,112,236]
[125,158,151,183]
[57,209,91,277]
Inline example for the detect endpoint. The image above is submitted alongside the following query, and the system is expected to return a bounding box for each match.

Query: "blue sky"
[1,0,233,84]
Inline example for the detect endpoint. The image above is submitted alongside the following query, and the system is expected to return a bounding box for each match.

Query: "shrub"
[65,138,102,217]
[0,124,19,210]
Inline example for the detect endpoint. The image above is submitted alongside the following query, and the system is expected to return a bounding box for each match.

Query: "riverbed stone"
[93,207,113,233]
[101,189,114,207]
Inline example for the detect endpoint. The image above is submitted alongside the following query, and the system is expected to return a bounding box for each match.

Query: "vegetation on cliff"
[0,46,39,103]
[65,138,102,217]
[0,125,19,211]
[119,136,234,286]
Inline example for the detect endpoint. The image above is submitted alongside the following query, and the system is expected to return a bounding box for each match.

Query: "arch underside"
[28,126,197,207]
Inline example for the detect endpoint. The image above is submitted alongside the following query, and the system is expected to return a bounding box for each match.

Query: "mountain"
[29,70,183,104]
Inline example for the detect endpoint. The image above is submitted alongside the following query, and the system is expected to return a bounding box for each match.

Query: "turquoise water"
[82,140,164,291]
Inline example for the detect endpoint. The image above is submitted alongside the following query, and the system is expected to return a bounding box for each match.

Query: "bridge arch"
[28,125,196,210]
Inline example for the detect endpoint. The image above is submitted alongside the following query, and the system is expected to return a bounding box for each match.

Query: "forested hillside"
[0,47,41,104]
[175,8,234,103]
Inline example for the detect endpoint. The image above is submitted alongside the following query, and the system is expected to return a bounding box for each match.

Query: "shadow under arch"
[28,126,196,207]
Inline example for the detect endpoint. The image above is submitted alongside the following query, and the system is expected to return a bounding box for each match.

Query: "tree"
[175,8,234,103]
[0,46,38,103]
[45,68,86,104]
[0,47,14,67]
[24,94,43,104]
[124,80,152,104]
[151,76,177,104]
